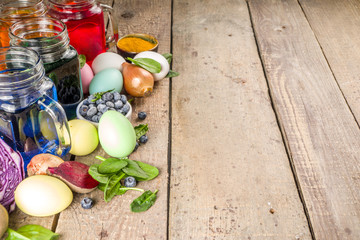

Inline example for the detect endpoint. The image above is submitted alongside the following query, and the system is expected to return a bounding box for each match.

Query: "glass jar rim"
[0,0,47,20]
[47,0,96,8]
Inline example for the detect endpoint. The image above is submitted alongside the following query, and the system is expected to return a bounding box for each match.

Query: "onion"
[122,62,154,97]
[0,138,25,213]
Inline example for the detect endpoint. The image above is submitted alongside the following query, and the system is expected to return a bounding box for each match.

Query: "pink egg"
[81,63,94,94]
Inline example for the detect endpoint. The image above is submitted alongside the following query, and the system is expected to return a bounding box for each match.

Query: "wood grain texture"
[54,0,171,239]
[298,0,360,126]
[170,0,311,239]
[249,0,360,239]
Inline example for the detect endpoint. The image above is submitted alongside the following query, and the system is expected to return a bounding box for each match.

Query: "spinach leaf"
[134,160,159,181]
[98,158,128,174]
[134,124,148,140]
[126,57,161,73]
[166,69,180,78]
[88,164,110,184]
[6,225,59,240]
[122,159,149,180]
[162,53,172,64]
[116,186,144,195]
[104,172,125,202]
[130,190,158,212]
[78,54,86,68]
[97,182,107,191]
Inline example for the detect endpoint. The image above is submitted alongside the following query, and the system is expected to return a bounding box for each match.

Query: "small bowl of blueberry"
[76,91,132,127]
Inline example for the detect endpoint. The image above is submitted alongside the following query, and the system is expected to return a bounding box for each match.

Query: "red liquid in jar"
[47,2,106,64]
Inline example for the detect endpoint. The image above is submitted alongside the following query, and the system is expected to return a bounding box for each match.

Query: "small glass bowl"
[76,100,132,127]
[116,33,159,59]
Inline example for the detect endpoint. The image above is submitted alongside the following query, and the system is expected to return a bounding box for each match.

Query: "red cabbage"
[0,137,25,213]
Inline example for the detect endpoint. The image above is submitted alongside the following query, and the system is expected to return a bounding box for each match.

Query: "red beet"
[47,161,99,193]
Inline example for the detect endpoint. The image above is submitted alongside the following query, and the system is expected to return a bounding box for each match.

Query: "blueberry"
[89,103,96,109]
[97,111,102,116]
[114,100,124,109]
[97,104,108,113]
[120,95,127,104]
[82,98,90,105]
[81,197,94,209]
[96,99,105,105]
[138,111,147,120]
[122,103,130,114]
[106,101,115,108]
[102,92,113,101]
[132,142,139,152]
[124,176,137,188]
[87,106,97,117]
[88,94,96,102]
[113,92,121,101]
[79,104,89,117]
[139,135,148,144]
[91,115,100,122]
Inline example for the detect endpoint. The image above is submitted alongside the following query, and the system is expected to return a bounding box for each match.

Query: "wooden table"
[7,0,360,239]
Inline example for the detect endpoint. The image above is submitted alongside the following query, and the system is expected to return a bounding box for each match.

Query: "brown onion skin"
[122,62,154,97]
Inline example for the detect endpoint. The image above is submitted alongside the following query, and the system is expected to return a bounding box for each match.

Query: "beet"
[47,161,99,193]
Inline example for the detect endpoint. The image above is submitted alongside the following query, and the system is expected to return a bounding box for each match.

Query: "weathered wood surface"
[298,0,360,124]
[54,0,171,239]
[249,0,360,239]
[169,0,311,239]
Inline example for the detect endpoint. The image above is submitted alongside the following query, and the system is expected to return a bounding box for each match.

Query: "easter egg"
[15,175,73,217]
[89,68,123,95]
[92,52,126,74]
[81,63,94,94]
[68,119,99,156]
[98,110,136,158]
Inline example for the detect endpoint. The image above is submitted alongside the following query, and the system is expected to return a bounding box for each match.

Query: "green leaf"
[104,172,125,202]
[162,53,172,64]
[116,186,144,195]
[88,164,111,184]
[127,57,161,73]
[122,159,149,180]
[98,158,128,174]
[79,54,86,68]
[6,225,59,240]
[130,190,158,212]
[166,70,180,78]
[134,160,159,181]
[134,124,148,140]
[97,182,107,191]
[92,88,115,102]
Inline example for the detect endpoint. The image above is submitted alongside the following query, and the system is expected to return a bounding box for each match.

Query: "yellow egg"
[15,175,73,217]
[68,119,99,156]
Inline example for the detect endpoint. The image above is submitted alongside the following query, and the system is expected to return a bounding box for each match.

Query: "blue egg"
[89,68,123,95]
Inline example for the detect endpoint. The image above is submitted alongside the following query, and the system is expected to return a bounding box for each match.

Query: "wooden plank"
[248,0,360,239]
[54,0,171,239]
[170,0,311,239]
[298,0,360,128]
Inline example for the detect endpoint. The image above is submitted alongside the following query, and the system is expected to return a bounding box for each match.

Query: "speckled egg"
[89,68,123,95]
[98,110,136,158]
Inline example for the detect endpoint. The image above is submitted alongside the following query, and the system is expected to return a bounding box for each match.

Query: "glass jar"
[47,0,118,64]
[0,0,47,47]
[9,17,83,120]
[0,47,71,170]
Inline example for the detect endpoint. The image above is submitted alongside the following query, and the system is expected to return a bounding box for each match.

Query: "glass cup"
[0,46,71,170]
[0,0,47,47]
[47,0,118,64]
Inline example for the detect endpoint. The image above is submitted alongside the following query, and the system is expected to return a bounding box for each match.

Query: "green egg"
[98,110,136,158]
[89,68,123,95]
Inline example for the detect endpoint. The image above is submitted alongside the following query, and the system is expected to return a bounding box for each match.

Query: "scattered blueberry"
[114,100,124,109]
[120,95,127,104]
[138,111,147,120]
[87,106,97,117]
[81,197,94,209]
[139,135,148,144]
[79,104,89,117]
[124,176,137,188]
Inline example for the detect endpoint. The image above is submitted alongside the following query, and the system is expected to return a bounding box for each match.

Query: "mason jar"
[0,46,71,170]
[9,17,83,120]
[0,0,47,47]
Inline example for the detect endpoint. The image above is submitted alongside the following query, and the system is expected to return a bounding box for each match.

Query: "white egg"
[134,51,170,81]
[92,52,126,74]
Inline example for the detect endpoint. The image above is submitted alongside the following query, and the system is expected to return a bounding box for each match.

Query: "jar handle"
[100,3,119,49]
[37,95,71,156]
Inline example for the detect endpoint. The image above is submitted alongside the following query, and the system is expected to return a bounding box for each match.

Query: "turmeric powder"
[117,35,157,53]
